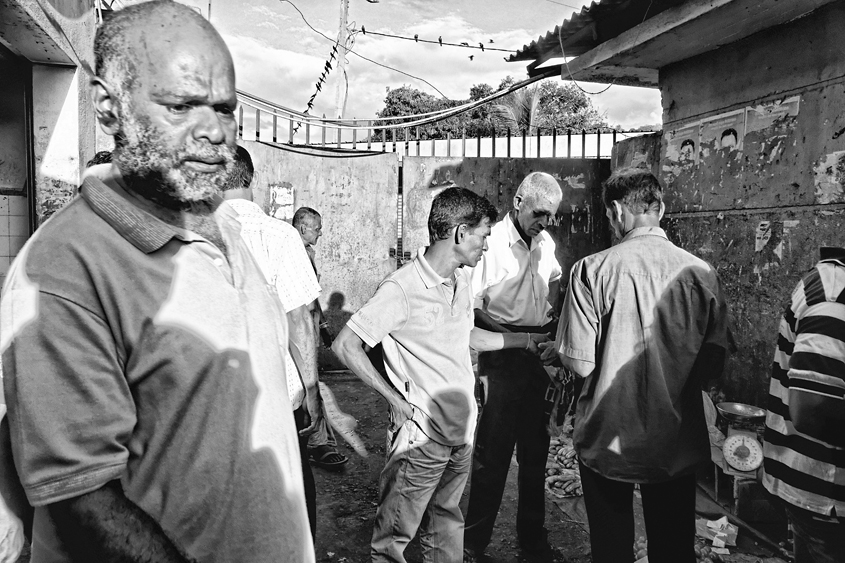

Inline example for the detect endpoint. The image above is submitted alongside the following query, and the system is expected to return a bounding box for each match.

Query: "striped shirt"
[763,247,845,518]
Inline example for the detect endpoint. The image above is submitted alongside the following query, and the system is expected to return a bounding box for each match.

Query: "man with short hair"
[221,145,327,536]
[291,206,348,470]
[333,187,547,563]
[762,247,845,562]
[553,168,728,563]
[463,171,563,562]
[0,2,313,562]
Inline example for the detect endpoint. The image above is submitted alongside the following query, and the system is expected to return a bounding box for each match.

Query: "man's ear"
[658,201,666,221]
[512,195,522,211]
[454,224,466,245]
[611,200,624,224]
[92,78,121,136]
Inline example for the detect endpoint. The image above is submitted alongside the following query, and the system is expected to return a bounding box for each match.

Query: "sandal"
[308,445,348,471]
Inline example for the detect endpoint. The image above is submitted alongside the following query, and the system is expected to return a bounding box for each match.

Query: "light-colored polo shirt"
[347,247,477,446]
[558,226,728,483]
[228,198,321,409]
[470,213,561,326]
[1,176,314,563]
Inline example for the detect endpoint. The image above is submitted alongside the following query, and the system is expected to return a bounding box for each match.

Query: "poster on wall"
[745,96,800,135]
[700,109,746,154]
[664,122,700,166]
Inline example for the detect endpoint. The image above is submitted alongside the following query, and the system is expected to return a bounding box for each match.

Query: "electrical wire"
[557,0,654,95]
[357,28,516,53]
[279,0,449,98]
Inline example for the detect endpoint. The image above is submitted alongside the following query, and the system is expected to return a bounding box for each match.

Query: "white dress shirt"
[469,213,561,327]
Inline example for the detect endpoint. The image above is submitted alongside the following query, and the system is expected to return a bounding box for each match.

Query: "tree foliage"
[371,77,610,140]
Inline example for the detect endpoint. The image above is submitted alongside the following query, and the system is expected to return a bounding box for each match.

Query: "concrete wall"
[655,1,845,405]
[240,141,400,368]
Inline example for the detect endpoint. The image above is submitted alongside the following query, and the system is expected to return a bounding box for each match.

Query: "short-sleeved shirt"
[558,227,728,483]
[763,247,845,518]
[470,213,561,326]
[347,247,477,446]
[0,175,314,563]
[228,198,321,408]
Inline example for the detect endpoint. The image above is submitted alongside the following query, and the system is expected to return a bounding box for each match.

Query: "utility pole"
[335,0,350,121]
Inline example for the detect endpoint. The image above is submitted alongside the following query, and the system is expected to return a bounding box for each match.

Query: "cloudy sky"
[181,0,662,131]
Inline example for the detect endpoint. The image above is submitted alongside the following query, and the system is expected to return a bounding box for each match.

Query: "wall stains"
[812,150,845,204]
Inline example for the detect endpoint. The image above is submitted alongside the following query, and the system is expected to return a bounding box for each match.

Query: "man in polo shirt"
[554,168,728,563]
[333,187,548,563]
[463,171,563,562]
[0,2,312,562]
[762,247,845,562]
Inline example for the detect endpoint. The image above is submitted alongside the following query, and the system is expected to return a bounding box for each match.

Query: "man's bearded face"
[114,100,235,208]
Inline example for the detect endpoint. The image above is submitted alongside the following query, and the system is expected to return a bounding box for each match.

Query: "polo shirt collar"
[820,246,845,267]
[80,174,237,254]
[505,213,542,249]
[620,226,668,243]
[414,247,452,289]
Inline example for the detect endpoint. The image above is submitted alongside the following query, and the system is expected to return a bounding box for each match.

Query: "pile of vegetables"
[545,437,582,497]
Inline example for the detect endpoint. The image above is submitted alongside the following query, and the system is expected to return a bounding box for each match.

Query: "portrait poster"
[700,110,745,154]
[745,96,800,135]
[664,122,700,166]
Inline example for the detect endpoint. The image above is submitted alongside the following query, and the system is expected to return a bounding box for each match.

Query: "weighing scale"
[716,402,766,473]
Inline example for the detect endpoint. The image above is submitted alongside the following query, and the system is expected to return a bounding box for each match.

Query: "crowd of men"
[0,1,842,563]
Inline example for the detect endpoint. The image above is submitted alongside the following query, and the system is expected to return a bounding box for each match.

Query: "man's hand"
[539,341,558,365]
[527,333,551,355]
[389,397,415,429]
[298,389,324,437]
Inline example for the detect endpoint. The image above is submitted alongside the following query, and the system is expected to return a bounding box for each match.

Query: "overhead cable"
[357,27,516,53]
[279,0,449,98]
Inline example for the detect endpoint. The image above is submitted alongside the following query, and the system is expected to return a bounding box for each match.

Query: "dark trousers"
[578,460,696,563]
[782,501,845,563]
[464,348,551,551]
[294,406,317,542]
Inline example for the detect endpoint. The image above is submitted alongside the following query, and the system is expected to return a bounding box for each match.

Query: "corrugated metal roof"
[510,0,684,69]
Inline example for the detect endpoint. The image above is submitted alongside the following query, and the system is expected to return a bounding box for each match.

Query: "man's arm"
[470,328,548,354]
[561,356,595,379]
[789,391,845,447]
[332,327,413,424]
[47,480,195,563]
[547,278,561,315]
[473,308,509,333]
[287,304,323,436]
[0,409,27,563]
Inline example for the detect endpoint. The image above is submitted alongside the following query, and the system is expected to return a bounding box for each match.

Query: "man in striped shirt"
[763,246,845,562]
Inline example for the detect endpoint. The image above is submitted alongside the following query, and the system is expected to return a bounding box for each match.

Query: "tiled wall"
[0,195,30,286]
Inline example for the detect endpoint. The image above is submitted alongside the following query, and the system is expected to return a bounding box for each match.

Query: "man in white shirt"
[464,172,563,562]
[221,145,326,539]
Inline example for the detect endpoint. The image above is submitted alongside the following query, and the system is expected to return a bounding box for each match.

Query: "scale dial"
[722,433,763,472]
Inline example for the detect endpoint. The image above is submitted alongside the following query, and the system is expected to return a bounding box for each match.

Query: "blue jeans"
[371,419,472,563]
[785,503,845,563]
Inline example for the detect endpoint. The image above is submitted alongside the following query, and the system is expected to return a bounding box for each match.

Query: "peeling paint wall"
[402,157,611,282]
[655,1,845,405]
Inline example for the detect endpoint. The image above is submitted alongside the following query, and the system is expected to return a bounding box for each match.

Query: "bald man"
[0,2,313,562]
[463,172,564,562]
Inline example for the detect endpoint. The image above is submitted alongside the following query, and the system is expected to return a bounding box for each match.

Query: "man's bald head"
[94,0,232,98]
[514,172,562,208]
